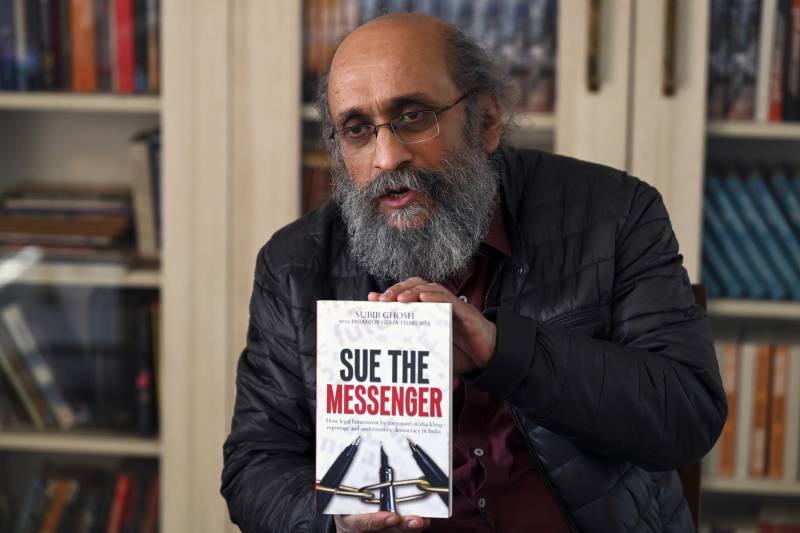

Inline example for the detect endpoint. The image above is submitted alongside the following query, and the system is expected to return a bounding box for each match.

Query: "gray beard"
[332,146,500,284]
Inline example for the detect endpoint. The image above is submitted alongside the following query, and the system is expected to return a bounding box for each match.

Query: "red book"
[105,472,131,533]
[114,0,134,93]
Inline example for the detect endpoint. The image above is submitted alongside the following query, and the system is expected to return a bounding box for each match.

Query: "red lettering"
[367,385,379,415]
[391,386,404,416]
[326,384,342,413]
[429,387,442,417]
[380,386,390,415]
[406,386,417,416]
[354,385,366,414]
[343,384,354,414]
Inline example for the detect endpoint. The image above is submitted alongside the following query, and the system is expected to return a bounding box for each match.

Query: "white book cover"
[756,0,777,121]
[784,344,800,481]
[735,341,758,479]
[315,301,452,517]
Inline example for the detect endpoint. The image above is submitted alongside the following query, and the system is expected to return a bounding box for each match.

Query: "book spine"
[769,0,789,120]
[703,191,765,298]
[767,344,789,479]
[13,477,44,533]
[39,478,69,533]
[58,0,69,88]
[750,343,772,477]
[0,0,16,90]
[0,345,45,429]
[38,0,54,89]
[145,0,157,93]
[1,304,76,429]
[94,0,112,92]
[708,0,729,119]
[784,344,800,480]
[70,0,97,91]
[757,0,778,121]
[24,0,41,89]
[129,138,158,260]
[745,171,800,298]
[707,174,783,299]
[113,0,133,93]
[702,231,747,298]
[12,0,25,89]
[132,0,146,93]
[105,472,130,533]
[725,174,799,298]
[736,341,758,479]
[769,169,800,239]
[727,0,761,120]
[719,341,739,478]
[785,0,800,120]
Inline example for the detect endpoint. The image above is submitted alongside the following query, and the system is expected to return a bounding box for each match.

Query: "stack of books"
[701,163,800,300]
[0,0,160,93]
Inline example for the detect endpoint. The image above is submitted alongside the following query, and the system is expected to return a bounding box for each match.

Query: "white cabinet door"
[629,0,709,281]
[555,0,634,170]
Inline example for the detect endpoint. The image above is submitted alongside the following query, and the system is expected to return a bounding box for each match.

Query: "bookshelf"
[6,263,160,288]
[707,120,800,140]
[708,299,800,320]
[703,478,800,498]
[0,93,161,113]
[0,432,160,458]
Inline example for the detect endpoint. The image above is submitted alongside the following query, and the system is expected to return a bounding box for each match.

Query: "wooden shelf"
[0,432,160,457]
[707,299,800,320]
[513,112,556,132]
[707,120,800,140]
[0,262,160,288]
[301,104,557,133]
[703,477,800,497]
[0,92,161,113]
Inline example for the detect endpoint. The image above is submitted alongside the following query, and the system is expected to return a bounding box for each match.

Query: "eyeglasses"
[329,93,470,157]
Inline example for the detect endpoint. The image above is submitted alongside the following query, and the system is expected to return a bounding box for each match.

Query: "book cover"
[784,344,800,481]
[316,300,452,517]
[767,343,789,479]
[756,0,778,121]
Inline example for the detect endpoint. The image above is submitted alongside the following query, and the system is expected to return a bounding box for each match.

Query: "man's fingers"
[334,511,400,532]
[379,277,429,301]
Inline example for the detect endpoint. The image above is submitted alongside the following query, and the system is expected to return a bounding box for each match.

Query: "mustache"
[357,167,445,201]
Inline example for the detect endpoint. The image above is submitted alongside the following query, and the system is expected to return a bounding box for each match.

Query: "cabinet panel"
[629,0,709,281]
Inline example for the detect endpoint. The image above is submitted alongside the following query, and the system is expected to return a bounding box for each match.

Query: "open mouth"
[384,186,412,198]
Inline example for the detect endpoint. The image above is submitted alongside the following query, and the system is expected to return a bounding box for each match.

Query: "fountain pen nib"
[380,444,389,468]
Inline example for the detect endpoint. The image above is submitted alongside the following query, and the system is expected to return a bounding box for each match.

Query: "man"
[222,13,726,533]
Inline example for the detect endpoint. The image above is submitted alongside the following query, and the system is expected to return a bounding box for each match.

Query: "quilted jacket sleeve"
[221,244,332,533]
[466,182,727,471]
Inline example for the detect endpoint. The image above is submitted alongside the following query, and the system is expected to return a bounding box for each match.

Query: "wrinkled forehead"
[327,19,459,119]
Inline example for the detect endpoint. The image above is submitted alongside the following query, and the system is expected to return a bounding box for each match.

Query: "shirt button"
[458,295,468,303]
[473,448,484,457]
[478,497,486,508]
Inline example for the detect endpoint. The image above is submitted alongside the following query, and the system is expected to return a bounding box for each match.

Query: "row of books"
[303,0,558,113]
[0,0,160,93]
[8,462,158,533]
[708,0,800,122]
[0,128,162,265]
[0,288,159,435]
[701,164,800,301]
[704,340,800,482]
[705,505,800,533]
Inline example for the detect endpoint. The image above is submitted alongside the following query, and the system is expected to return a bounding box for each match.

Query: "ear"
[477,93,502,154]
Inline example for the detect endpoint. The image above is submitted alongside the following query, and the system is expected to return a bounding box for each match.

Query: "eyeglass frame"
[328,92,472,151]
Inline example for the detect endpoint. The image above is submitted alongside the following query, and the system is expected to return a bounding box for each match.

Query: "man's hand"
[368,277,496,374]
[335,512,429,532]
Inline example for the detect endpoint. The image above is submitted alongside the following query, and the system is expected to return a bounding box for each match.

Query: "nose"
[371,125,412,172]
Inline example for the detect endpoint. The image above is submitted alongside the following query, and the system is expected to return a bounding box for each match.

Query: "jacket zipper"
[509,408,581,533]
[547,305,603,330]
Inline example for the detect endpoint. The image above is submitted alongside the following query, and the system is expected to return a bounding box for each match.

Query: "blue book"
[706,174,785,299]
[769,168,800,240]
[702,230,746,298]
[13,477,44,533]
[744,169,800,299]
[0,0,15,90]
[703,194,766,298]
[725,173,800,300]
[701,261,723,299]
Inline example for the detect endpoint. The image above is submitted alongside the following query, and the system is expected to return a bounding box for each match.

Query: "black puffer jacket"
[221,147,727,533]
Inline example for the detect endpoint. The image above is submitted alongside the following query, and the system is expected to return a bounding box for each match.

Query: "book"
[769,0,790,121]
[784,344,800,481]
[756,0,778,121]
[0,0,15,90]
[785,0,800,120]
[70,0,97,92]
[719,341,740,478]
[767,343,789,479]
[316,300,452,517]
[129,130,159,261]
[708,0,731,119]
[113,0,134,93]
[701,230,746,298]
[736,341,758,479]
[0,303,76,430]
[750,343,772,477]
[727,0,761,120]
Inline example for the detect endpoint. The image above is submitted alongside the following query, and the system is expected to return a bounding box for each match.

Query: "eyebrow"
[335,92,439,125]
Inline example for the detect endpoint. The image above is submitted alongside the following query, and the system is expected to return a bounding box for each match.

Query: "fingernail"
[408,519,420,528]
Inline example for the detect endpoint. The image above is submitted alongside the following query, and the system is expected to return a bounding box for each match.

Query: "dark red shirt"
[427,209,570,533]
